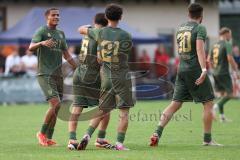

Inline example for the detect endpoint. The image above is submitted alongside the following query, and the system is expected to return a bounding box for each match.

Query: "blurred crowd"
[1,43,240,80]
[137,44,179,83]
[0,45,78,77]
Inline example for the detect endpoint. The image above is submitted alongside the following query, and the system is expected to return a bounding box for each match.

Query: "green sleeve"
[31,27,43,43]
[127,32,132,41]
[61,31,68,51]
[126,33,133,52]
[88,28,101,42]
[225,41,232,55]
[197,25,207,41]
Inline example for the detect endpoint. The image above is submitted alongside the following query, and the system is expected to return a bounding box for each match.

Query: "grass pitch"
[0,100,240,160]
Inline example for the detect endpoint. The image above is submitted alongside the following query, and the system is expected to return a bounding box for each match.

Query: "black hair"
[188,3,203,19]
[94,13,108,27]
[105,3,123,21]
[45,8,59,17]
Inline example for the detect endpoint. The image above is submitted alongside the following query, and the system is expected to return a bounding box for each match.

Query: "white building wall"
[4,1,219,58]
[6,1,219,37]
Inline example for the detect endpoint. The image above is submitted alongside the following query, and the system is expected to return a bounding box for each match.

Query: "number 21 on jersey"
[177,31,192,53]
[100,40,120,63]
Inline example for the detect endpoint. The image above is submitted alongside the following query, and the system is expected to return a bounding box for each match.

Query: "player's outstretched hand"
[41,38,56,48]
[195,71,207,86]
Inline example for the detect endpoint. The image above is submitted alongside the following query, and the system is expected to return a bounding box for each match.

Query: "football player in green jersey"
[79,4,135,150]
[29,8,77,146]
[67,13,114,150]
[208,27,239,122]
[150,3,222,147]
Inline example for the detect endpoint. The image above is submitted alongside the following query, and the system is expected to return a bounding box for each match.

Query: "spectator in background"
[154,44,170,65]
[21,50,38,76]
[4,49,25,76]
[233,45,240,69]
[138,49,151,70]
[154,44,170,77]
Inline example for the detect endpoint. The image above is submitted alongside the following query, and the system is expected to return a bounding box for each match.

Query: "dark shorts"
[72,66,100,107]
[173,70,215,103]
[37,75,63,101]
[98,70,135,111]
[213,74,233,94]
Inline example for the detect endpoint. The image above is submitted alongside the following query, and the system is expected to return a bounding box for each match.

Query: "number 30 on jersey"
[177,31,192,53]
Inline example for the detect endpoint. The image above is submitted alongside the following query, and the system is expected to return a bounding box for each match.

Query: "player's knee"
[105,112,111,118]
[203,100,213,107]
[119,109,129,122]
[71,106,83,115]
[49,97,61,108]
[203,101,214,112]
[170,101,182,109]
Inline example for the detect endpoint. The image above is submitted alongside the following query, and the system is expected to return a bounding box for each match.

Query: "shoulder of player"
[224,40,232,49]
[211,41,220,49]
[122,30,131,37]
[35,26,47,33]
[177,22,188,28]
[89,27,103,35]
[116,28,132,39]
[176,22,190,33]
[224,40,231,45]
[196,24,206,32]
[56,29,65,35]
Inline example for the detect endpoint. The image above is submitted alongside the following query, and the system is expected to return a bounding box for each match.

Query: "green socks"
[40,124,49,134]
[117,132,126,143]
[217,97,230,114]
[86,126,96,137]
[97,130,106,139]
[69,131,77,140]
[155,125,164,137]
[69,126,98,140]
[47,128,54,139]
[204,133,212,143]
[40,124,55,139]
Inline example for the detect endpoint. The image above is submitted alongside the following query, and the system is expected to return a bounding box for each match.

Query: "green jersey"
[31,26,68,76]
[79,30,99,71]
[176,21,207,72]
[88,27,132,78]
[75,32,100,84]
[210,40,232,75]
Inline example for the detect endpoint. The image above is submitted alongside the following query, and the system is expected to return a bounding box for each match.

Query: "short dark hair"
[188,3,203,19]
[219,27,231,35]
[105,4,123,21]
[94,13,108,27]
[45,8,59,17]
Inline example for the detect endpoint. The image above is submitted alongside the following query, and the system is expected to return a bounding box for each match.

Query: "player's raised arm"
[78,26,100,42]
[78,25,91,35]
